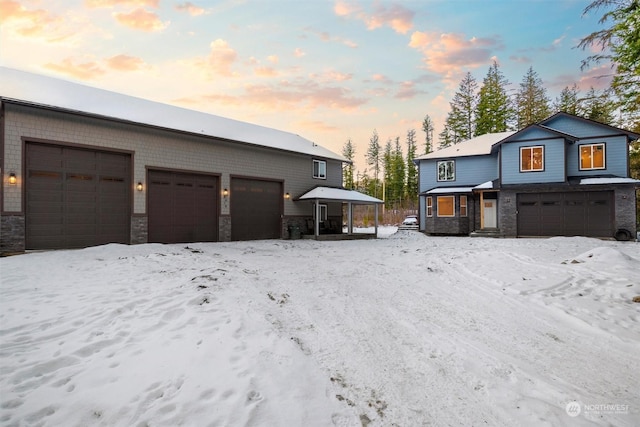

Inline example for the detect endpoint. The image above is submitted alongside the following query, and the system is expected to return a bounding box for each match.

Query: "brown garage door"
[148,170,218,243]
[26,142,131,250]
[517,191,613,237]
[230,178,282,241]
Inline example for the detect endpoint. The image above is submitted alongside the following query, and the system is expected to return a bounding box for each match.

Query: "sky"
[0,0,613,171]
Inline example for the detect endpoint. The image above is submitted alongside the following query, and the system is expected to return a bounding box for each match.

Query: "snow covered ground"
[1,229,639,427]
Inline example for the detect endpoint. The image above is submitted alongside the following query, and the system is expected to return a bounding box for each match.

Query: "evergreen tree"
[390,137,406,208]
[581,87,616,124]
[447,72,478,141]
[438,123,454,149]
[578,0,640,129]
[366,130,381,199]
[421,114,435,154]
[341,139,355,190]
[475,61,513,135]
[515,66,551,129]
[405,129,418,206]
[382,139,393,205]
[554,84,581,115]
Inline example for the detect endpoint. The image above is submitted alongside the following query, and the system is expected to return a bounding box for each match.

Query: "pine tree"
[581,87,616,124]
[475,61,513,135]
[554,84,581,115]
[382,139,393,205]
[366,130,381,199]
[447,72,478,141]
[515,66,551,129]
[438,123,454,149]
[341,139,355,190]
[405,129,418,207]
[391,137,405,209]
[421,114,435,154]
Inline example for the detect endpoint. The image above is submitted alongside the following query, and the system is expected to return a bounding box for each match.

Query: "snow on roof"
[423,187,475,194]
[297,187,383,203]
[580,177,640,185]
[473,181,494,190]
[0,67,346,162]
[415,131,515,161]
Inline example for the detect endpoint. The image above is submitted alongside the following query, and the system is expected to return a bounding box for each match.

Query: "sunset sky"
[0,0,612,171]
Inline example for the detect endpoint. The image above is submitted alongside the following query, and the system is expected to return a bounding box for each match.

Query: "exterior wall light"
[285,192,290,199]
[8,173,17,185]
[223,188,229,197]
[136,182,143,191]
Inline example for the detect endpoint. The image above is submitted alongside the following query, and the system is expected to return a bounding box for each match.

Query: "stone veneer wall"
[0,214,25,255]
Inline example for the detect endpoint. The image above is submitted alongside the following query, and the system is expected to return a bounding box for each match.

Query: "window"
[580,143,605,170]
[520,146,544,172]
[437,160,455,181]
[460,195,467,217]
[426,197,433,217]
[437,196,455,217]
[313,160,326,179]
[313,204,328,221]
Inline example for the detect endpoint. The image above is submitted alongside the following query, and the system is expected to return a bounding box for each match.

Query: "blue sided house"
[415,112,640,240]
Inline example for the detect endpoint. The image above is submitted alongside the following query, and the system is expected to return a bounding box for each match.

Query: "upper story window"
[437,160,455,181]
[520,146,544,172]
[313,160,326,179]
[580,143,605,170]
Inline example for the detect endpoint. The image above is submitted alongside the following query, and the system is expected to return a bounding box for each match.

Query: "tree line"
[341,0,639,212]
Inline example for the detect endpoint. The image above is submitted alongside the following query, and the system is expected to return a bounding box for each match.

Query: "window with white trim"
[460,195,467,217]
[437,160,455,181]
[426,196,433,217]
[580,143,605,170]
[437,196,455,217]
[313,160,327,179]
[520,146,544,172]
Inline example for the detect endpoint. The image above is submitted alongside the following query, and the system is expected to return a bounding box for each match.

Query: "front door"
[483,199,497,228]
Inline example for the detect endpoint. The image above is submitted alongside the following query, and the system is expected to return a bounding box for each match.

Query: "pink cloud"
[294,48,306,58]
[106,54,146,71]
[0,0,72,42]
[254,66,278,77]
[194,39,238,77]
[175,2,206,16]
[409,30,501,78]
[85,0,159,8]
[44,58,105,80]
[334,0,414,34]
[113,8,168,31]
[199,79,368,113]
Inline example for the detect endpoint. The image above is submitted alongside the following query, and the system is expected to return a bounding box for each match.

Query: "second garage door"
[517,191,613,237]
[148,170,219,243]
[231,178,282,241]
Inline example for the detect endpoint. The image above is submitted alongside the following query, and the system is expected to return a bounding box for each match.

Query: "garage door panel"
[26,143,131,250]
[517,191,612,237]
[231,178,281,241]
[148,170,218,244]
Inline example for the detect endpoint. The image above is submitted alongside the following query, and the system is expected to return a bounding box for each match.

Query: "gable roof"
[494,124,580,145]
[0,67,347,162]
[296,186,383,204]
[414,131,515,161]
[542,112,640,140]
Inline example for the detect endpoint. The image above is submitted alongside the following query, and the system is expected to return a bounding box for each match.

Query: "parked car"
[402,215,418,226]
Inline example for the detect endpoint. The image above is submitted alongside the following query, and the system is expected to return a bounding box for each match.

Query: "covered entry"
[517,191,613,237]
[25,142,131,250]
[148,170,219,243]
[230,177,283,241]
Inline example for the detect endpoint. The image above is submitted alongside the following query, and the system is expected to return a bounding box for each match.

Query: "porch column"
[374,204,379,237]
[347,202,353,234]
[315,200,320,237]
[479,191,485,229]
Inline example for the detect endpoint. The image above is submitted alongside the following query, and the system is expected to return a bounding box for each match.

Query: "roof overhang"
[296,187,383,204]
[420,186,474,195]
[580,177,640,186]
